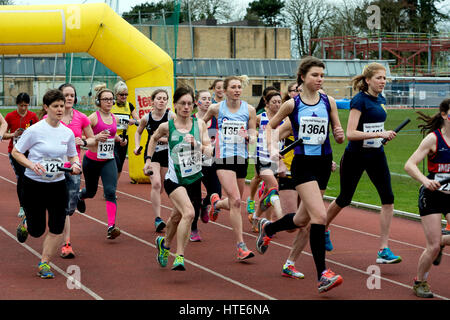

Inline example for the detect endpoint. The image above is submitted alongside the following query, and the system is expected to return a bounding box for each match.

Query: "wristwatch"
[144,155,152,162]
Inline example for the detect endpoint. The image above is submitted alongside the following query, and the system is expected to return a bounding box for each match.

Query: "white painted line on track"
[0,225,103,300]
[1,163,449,299]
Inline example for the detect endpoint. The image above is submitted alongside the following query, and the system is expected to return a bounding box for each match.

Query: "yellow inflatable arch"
[0,3,173,183]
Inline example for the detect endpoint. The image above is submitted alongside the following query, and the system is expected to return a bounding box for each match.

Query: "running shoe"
[61,243,75,259]
[171,255,186,271]
[413,279,433,298]
[189,230,202,242]
[237,243,255,261]
[37,262,54,279]
[257,181,265,198]
[376,247,402,264]
[16,217,28,243]
[155,217,166,233]
[76,193,86,213]
[17,207,25,218]
[247,197,255,214]
[318,269,343,293]
[208,193,220,222]
[107,225,121,239]
[256,218,272,254]
[259,187,279,212]
[252,217,259,233]
[282,264,305,279]
[442,227,450,235]
[433,245,445,266]
[325,230,333,252]
[156,236,170,267]
[200,204,210,223]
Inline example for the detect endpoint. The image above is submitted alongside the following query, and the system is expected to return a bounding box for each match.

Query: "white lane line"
[0,174,275,300]
[1,169,449,300]
[0,225,103,300]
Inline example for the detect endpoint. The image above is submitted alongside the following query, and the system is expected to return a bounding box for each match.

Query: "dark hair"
[173,86,195,104]
[16,92,30,105]
[282,82,298,102]
[264,90,282,105]
[417,98,450,135]
[256,86,277,113]
[58,83,78,105]
[208,79,223,90]
[151,88,169,101]
[39,89,65,119]
[296,56,325,85]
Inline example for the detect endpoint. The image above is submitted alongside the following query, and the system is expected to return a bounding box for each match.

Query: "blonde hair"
[224,75,249,90]
[351,62,386,92]
[113,80,128,95]
[94,83,114,106]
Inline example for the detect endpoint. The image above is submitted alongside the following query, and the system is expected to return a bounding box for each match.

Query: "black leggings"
[335,149,394,208]
[114,141,128,173]
[22,176,67,237]
[80,156,118,203]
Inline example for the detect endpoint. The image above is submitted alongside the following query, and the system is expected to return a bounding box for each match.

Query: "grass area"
[2,107,437,214]
[247,108,437,215]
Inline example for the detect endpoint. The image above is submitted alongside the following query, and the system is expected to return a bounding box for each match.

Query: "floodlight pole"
[187,0,197,92]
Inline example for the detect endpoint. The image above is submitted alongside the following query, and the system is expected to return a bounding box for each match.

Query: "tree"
[245,0,285,26]
[404,0,449,33]
[284,0,334,57]
[0,0,14,4]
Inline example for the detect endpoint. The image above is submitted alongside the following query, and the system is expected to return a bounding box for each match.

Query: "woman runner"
[145,86,213,271]
[404,98,450,298]
[12,89,81,278]
[203,75,257,261]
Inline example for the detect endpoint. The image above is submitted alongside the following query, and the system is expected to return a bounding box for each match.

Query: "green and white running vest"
[167,118,203,185]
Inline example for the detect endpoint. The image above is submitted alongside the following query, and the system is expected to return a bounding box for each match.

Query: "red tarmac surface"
[1,140,449,302]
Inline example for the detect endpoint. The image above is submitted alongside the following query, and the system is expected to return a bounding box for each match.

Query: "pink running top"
[86,111,117,161]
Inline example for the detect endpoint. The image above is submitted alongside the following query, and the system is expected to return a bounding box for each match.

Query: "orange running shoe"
[61,243,75,259]
[237,243,255,261]
[318,269,343,293]
[208,193,221,222]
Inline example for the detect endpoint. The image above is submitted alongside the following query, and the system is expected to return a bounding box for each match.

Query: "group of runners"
[1,56,449,298]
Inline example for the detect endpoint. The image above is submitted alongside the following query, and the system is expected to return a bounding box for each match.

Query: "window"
[272,82,281,91]
[252,84,262,96]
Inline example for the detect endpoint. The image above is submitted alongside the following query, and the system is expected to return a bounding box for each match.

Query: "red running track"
[0,140,449,302]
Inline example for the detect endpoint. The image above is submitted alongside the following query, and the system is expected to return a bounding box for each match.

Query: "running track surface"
[1,140,449,301]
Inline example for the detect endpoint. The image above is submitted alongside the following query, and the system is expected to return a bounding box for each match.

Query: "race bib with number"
[299,117,328,145]
[41,158,64,181]
[115,114,130,130]
[97,138,115,159]
[178,150,202,178]
[222,121,247,144]
[435,173,450,194]
[363,122,384,148]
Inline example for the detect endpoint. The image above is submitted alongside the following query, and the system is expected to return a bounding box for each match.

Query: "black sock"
[265,213,297,237]
[310,224,326,281]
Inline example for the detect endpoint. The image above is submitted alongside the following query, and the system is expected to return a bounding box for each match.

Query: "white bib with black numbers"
[363,122,384,148]
[178,149,202,178]
[299,117,327,145]
[222,120,246,144]
[115,114,130,130]
[97,138,115,159]
[435,173,450,194]
[41,158,64,181]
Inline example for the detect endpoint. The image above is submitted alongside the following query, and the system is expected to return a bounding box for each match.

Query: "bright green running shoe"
[16,217,28,243]
[156,236,170,268]
[246,197,255,214]
[171,255,186,271]
[37,262,54,279]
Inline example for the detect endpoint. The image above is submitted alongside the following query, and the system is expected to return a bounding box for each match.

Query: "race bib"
[363,122,384,148]
[97,138,115,159]
[435,173,450,194]
[155,141,169,153]
[299,117,327,145]
[178,150,202,178]
[41,158,64,181]
[222,121,247,144]
[115,114,130,130]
